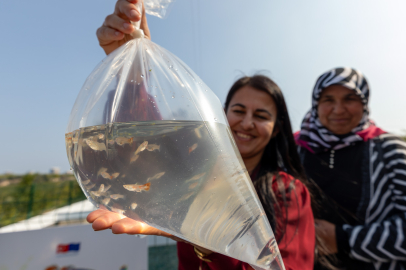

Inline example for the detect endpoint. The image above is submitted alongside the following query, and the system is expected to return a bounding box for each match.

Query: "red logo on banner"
[57,244,69,253]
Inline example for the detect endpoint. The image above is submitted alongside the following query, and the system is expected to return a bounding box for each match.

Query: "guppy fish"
[189,182,199,190]
[85,139,106,151]
[147,172,165,182]
[146,144,160,152]
[90,191,102,197]
[189,143,198,154]
[194,126,203,139]
[98,133,105,140]
[81,179,91,185]
[178,192,194,202]
[111,172,120,179]
[185,173,206,183]
[115,137,133,146]
[104,184,111,192]
[130,154,139,163]
[111,207,125,215]
[86,183,96,189]
[97,167,108,176]
[134,141,148,156]
[102,197,111,205]
[100,171,120,180]
[110,194,125,200]
[123,183,151,192]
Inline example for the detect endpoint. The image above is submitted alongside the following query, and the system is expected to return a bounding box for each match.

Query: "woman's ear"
[271,126,280,138]
[271,121,282,138]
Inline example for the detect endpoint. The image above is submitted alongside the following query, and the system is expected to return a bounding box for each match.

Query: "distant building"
[49,167,60,175]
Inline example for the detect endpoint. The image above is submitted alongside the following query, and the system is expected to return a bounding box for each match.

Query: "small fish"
[115,137,133,146]
[111,207,125,215]
[130,154,139,163]
[147,144,160,152]
[104,185,111,192]
[82,179,91,185]
[102,197,111,205]
[123,183,151,192]
[186,173,206,183]
[194,127,202,139]
[98,133,105,140]
[134,141,148,156]
[101,171,112,180]
[189,182,199,190]
[90,191,102,197]
[131,203,138,210]
[98,184,105,193]
[97,167,108,176]
[111,172,120,179]
[101,171,119,180]
[178,192,194,202]
[85,139,106,151]
[87,183,96,189]
[189,143,198,154]
[147,172,165,182]
[110,194,125,200]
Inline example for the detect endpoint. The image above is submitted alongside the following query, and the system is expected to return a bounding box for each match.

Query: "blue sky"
[1,0,405,174]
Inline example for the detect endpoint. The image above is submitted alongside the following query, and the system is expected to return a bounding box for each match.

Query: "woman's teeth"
[237,132,251,139]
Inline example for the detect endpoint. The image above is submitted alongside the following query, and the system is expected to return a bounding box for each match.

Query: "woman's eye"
[233,110,244,114]
[255,115,268,120]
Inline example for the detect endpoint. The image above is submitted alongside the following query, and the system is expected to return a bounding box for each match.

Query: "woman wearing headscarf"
[296,67,406,270]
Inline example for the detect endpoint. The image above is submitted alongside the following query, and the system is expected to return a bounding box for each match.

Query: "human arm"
[96,0,151,55]
[275,174,316,270]
[332,135,406,262]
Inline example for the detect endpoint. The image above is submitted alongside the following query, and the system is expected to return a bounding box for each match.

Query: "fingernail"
[115,31,121,36]
[130,9,138,19]
[123,22,131,29]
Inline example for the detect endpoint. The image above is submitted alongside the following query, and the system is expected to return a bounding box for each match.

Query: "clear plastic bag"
[65,1,284,269]
[144,0,175,18]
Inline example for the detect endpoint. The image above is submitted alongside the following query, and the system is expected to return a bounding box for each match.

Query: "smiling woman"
[296,67,406,270]
[226,85,278,170]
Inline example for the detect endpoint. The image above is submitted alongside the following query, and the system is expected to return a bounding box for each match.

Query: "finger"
[115,0,141,22]
[91,212,126,231]
[86,209,110,223]
[97,26,125,43]
[111,219,172,237]
[104,14,134,35]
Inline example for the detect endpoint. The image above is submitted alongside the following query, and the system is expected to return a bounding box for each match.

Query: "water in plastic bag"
[65,1,284,269]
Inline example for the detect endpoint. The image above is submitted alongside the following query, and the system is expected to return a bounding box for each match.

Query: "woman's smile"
[226,85,278,159]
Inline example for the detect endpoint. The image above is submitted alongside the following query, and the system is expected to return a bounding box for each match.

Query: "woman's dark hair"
[225,75,335,269]
[225,75,307,230]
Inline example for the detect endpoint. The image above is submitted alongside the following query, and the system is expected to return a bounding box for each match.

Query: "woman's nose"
[333,101,346,114]
[241,115,254,129]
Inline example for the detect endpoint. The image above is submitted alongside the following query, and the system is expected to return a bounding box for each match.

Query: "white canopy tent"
[0,200,175,246]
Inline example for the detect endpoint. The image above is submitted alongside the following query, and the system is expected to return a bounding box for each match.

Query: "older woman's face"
[317,85,364,135]
[226,86,278,159]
